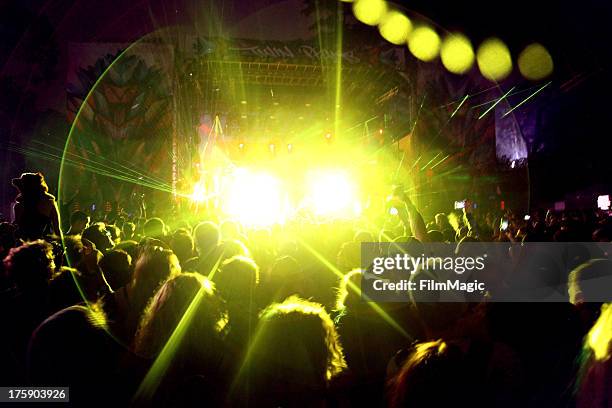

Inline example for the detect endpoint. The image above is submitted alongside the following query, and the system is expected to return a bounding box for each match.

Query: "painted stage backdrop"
[63,42,175,216]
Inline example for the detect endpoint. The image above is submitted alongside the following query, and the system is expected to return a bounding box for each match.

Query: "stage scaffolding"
[202,60,377,87]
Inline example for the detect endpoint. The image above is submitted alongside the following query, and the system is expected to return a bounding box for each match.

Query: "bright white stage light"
[191,181,207,202]
[223,169,285,227]
[306,170,360,218]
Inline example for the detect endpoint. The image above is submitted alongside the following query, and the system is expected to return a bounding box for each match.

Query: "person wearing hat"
[11,172,61,241]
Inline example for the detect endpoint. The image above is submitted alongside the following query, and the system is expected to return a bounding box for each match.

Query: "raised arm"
[50,199,62,240]
[394,191,427,242]
[462,200,480,238]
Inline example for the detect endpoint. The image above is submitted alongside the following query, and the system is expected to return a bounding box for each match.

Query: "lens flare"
[408,26,441,62]
[223,169,285,227]
[441,33,475,74]
[477,38,513,81]
[306,170,359,217]
[353,0,387,26]
[378,10,412,45]
[518,43,553,81]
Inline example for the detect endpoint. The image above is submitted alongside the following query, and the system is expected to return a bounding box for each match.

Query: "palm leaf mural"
[63,50,173,211]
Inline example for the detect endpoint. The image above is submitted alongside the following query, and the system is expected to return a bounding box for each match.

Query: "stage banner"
[189,36,406,69]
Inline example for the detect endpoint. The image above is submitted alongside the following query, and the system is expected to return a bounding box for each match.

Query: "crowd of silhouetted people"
[0,172,610,407]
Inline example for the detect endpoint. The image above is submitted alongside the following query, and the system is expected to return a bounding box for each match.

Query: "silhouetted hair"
[240,296,346,400]
[69,211,89,226]
[99,249,132,291]
[27,305,116,404]
[0,222,17,253]
[335,269,362,312]
[214,255,259,305]
[134,273,227,359]
[193,221,220,255]
[11,172,49,199]
[426,230,445,242]
[122,222,135,237]
[82,222,113,252]
[131,246,181,315]
[389,340,480,408]
[48,267,85,312]
[144,218,165,239]
[219,239,250,262]
[113,240,139,263]
[62,235,83,268]
[569,259,612,304]
[107,225,121,243]
[3,240,54,290]
[170,230,194,266]
[264,255,304,301]
[354,230,374,243]
[575,303,612,408]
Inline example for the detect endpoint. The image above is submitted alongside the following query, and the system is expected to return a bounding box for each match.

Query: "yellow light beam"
[298,239,411,339]
[450,94,469,118]
[133,284,207,403]
[429,154,450,169]
[334,0,343,140]
[502,81,551,117]
[478,86,515,120]
[420,152,442,171]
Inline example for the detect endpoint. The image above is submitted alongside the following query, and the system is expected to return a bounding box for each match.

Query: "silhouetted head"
[265,255,305,301]
[435,213,448,229]
[569,259,612,328]
[193,221,220,256]
[170,229,194,266]
[62,234,83,267]
[575,302,612,408]
[389,340,480,408]
[11,172,49,200]
[335,269,363,313]
[238,296,346,405]
[99,249,133,291]
[82,222,114,253]
[218,239,250,262]
[3,240,54,291]
[122,222,136,240]
[107,225,121,244]
[134,273,227,370]
[69,211,90,234]
[569,259,612,305]
[132,246,181,311]
[0,222,17,254]
[27,304,118,405]
[426,230,445,242]
[143,218,165,240]
[48,267,85,312]
[353,230,374,243]
[214,255,259,307]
